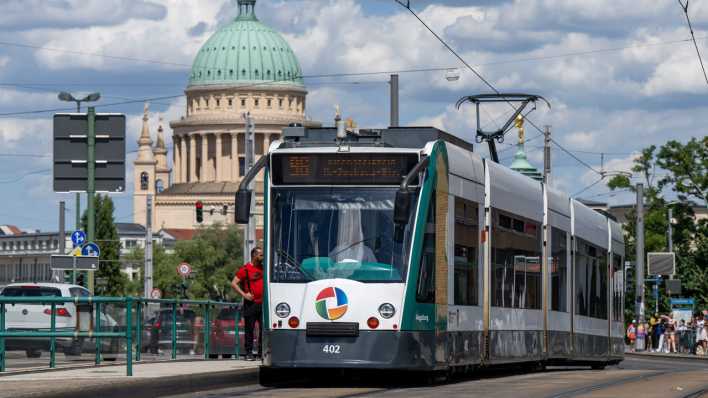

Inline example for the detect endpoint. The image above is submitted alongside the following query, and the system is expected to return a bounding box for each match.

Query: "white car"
[0,283,117,358]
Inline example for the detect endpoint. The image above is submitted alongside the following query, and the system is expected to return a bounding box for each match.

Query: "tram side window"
[454,197,478,306]
[551,227,568,312]
[574,239,608,320]
[611,254,623,322]
[491,209,542,309]
[416,193,435,303]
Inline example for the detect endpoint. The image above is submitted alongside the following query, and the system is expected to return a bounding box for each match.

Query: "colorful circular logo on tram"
[315,287,348,320]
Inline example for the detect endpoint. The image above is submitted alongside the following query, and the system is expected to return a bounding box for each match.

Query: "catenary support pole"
[543,125,551,184]
[635,183,645,352]
[144,194,153,297]
[390,74,399,127]
[87,106,96,294]
[243,113,256,259]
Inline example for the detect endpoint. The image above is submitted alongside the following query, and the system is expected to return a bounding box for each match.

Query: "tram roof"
[278,126,474,152]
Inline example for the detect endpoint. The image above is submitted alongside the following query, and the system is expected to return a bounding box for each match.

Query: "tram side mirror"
[393,190,413,225]
[235,189,252,224]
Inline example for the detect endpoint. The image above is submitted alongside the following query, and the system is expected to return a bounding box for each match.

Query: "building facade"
[133,0,318,231]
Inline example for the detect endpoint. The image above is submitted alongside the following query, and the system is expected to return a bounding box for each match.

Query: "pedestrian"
[666,315,677,353]
[655,319,665,353]
[231,246,264,361]
[627,320,637,352]
[637,322,647,351]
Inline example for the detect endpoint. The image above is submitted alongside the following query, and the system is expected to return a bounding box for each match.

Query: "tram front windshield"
[271,187,415,283]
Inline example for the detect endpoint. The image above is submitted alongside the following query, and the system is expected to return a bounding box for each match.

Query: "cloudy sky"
[1,0,706,232]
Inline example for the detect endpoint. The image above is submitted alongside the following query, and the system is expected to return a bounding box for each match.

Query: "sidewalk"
[626,351,708,361]
[0,360,259,398]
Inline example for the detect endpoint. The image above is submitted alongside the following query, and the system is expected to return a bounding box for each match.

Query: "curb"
[625,352,708,361]
[15,366,260,398]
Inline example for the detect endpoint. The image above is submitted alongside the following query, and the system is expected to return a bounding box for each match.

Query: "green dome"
[189,0,304,87]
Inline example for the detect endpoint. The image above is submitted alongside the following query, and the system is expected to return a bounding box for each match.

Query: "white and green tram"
[235,126,625,376]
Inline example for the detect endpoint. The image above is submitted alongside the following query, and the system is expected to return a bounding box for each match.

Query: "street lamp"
[57,91,101,112]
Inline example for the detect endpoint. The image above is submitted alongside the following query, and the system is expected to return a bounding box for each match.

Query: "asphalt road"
[165,356,708,398]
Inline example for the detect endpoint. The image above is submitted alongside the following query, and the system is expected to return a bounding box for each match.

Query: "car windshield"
[270,187,416,283]
[1,287,61,297]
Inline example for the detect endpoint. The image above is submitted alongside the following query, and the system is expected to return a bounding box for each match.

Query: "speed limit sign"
[177,262,192,277]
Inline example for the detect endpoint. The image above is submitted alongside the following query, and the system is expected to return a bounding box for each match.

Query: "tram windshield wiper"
[275,247,315,281]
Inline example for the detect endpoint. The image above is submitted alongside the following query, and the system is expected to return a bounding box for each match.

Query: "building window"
[491,209,542,309]
[125,240,137,249]
[155,179,164,193]
[254,98,259,107]
[140,172,149,190]
[454,197,479,306]
[267,98,272,108]
[241,98,246,107]
[228,98,233,107]
[551,227,568,312]
[53,240,58,249]
[216,99,220,107]
[278,98,283,108]
[255,134,264,154]
[239,157,245,176]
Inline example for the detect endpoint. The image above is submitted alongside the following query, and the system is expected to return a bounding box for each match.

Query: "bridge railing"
[0,297,241,376]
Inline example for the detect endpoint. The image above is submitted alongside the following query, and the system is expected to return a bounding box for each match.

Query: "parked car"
[142,308,197,355]
[208,305,258,358]
[0,283,117,358]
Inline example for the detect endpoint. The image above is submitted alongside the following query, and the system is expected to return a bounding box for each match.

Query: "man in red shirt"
[231,246,264,361]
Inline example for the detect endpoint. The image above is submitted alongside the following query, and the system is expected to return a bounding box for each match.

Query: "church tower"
[153,117,171,195]
[133,103,157,225]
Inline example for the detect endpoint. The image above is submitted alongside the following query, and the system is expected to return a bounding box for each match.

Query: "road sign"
[50,255,99,271]
[81,242,100,257]
[71,230,86,247]
[647,252,675,276]
[177,262,192,277]
[150,288,162,300]
[71,247,82,256]
[53,113,126,192]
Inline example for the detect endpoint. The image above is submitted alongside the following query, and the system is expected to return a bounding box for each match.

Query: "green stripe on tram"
[400,141,447,331]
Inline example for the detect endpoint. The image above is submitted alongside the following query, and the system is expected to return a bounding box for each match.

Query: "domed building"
[133,0,319,233]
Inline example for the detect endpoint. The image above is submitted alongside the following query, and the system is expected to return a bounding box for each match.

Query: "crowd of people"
[626,311,708,355]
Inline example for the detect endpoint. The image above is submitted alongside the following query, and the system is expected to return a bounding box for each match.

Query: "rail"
[0,296,241,376]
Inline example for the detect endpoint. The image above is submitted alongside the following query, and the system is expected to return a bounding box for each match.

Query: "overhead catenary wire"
[394,0,604,176]
[678,0,708,86]
[572,176,606,197]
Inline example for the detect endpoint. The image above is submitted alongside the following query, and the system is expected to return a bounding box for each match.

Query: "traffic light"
[76,273,85,287]
[195,200,204,223]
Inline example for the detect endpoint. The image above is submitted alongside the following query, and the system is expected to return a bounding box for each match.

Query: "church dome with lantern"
[189,0,304,88]
[133,0,319,231]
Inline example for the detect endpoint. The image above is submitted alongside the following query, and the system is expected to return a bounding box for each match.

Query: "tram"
[235,125,625,377]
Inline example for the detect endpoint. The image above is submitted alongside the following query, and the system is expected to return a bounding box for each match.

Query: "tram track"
[546,370,672,398]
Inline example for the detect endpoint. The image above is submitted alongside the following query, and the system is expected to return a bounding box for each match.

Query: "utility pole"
[543,125,551,184]
[75,102,81,235]
[144,194,153,298]
[243,113,256,260]
[635,182,645,351]
[86,106,96,294]
[390,74,399,127]
[668,207,673,253]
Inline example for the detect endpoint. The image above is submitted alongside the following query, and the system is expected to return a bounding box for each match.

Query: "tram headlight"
[378,303,395,319]
[275,302,291,318]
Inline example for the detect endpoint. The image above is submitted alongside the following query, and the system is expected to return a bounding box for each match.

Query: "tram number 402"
[322,344,341,354]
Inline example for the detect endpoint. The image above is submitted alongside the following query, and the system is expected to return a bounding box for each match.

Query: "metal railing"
[0,297,241,376]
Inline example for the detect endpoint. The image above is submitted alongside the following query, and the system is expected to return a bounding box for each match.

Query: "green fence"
[0,297,241,376]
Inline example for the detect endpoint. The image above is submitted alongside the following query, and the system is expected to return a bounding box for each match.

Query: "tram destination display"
[272,153,419,185]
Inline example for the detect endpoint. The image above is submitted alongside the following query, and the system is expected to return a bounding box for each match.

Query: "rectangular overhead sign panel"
[53,113,126,193]
[50,255,99,271]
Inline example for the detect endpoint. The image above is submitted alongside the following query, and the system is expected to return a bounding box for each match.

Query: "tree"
[82,195,127,296]
[608,138,708,313]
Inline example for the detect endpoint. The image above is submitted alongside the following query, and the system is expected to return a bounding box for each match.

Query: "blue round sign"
[71,230,86,248]
[81,242,100,257]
